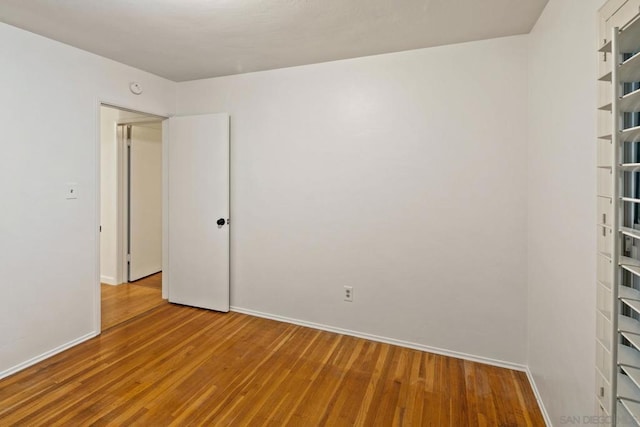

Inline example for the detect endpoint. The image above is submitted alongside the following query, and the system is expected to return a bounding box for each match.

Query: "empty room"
[0,0,635,425]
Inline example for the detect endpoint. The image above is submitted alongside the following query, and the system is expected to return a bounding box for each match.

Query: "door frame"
[95,100,169,334]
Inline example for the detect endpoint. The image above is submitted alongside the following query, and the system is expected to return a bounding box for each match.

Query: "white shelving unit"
[599,2,640,423]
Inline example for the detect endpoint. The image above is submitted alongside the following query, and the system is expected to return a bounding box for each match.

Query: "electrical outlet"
[344,286,353,302]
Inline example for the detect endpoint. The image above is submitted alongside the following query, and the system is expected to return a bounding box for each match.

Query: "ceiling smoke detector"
[129,82,143,95]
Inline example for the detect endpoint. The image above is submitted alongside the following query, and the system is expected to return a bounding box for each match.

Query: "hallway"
[101,273,165,330]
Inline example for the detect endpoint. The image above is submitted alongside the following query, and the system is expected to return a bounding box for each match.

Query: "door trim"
[95,99,169,334]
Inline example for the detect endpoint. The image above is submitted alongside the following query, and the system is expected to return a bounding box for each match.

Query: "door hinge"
[127,253,131,262]
[99,225,102,232]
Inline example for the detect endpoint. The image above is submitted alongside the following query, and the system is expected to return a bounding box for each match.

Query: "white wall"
[0,22,175,377]
[100,106,120,285]
[177,36,529,365]
[527,0,603,422]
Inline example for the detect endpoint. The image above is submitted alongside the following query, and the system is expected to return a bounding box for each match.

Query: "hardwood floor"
[101,273,165,330]
[131,272,162,290]
[0,302,544,426]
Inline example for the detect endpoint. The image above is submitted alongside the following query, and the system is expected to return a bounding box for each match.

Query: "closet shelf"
[620,344,640,369]
[621,197,640,204]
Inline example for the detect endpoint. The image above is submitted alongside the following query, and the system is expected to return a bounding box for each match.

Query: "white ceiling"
[0,0,548,82]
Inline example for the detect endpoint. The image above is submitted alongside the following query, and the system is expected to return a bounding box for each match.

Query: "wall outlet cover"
[66,183,78,199]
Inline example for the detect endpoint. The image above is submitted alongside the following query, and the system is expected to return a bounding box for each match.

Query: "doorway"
[99,104,166,330]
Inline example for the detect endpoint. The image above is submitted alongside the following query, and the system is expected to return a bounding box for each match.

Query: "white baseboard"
[100,275,117,285]
[525,368,552,426]
[0,331,98,381]
[230,306,527,372]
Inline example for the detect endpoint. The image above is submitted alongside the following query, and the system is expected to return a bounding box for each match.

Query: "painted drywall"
[100,106,120,285]
[0,22,175,377]
[177,36,529,365]
[0,0,548,81]
[527,0,603,422]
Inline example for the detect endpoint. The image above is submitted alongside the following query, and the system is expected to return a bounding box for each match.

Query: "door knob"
[217,218,226,228]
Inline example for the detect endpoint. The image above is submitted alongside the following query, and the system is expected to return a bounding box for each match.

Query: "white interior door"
[129,124,163,281]
[168,113,230,312]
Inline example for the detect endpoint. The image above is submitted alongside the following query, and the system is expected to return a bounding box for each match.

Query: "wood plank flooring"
[0,301,545,426]
[101,273,165,330]
[132,273,162,290]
